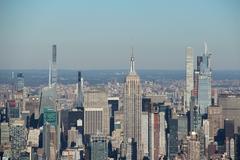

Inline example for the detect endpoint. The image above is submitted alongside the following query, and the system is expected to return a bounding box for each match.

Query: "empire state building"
[123,49,142,159]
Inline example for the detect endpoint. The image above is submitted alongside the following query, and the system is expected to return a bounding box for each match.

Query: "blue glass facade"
[198,75,211,114]
[43,107,57,126]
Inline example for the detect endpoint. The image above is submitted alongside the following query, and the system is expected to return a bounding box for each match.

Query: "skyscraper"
[9,119,27,159]
[16,72,24,92]
[76,71,84,108]
[43,123,51,159]
[218,94,240,133]
[185,47,193,111]
[7,100,20,119]
[123,49,142,159]
[84,87,110,136]
[187,132,200,160]
[197,42,212,114]
[43,123,57,160]
[43,107,57,126]
[168,118,178,160]
[190,97,201,132]
[207,106,223,141]
[90,134,108,160]
[192,70,199,97]
[51,44,57,85]
[234,132,240,159]
[224,119,234,139]
[141,112,148,157]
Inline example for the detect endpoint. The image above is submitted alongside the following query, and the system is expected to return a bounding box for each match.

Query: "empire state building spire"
[130,47,136,74]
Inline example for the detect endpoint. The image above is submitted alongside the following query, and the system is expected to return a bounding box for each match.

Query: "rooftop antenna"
[130,47,136,74]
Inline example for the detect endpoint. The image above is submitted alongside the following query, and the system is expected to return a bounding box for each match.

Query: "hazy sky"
[0,0,239,70]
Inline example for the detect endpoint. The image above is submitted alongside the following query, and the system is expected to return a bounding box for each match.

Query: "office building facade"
[123,51,142,159]
[84,87,110,136]
[208,106,223,141]
[219,94,240,133]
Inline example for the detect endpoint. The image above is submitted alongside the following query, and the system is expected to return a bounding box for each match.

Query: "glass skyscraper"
[16,72,24,92]
[197,42,212,114]
[90,134,108,160]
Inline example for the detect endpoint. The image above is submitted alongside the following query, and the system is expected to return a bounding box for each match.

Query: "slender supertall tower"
[48,61,52,87]
[51,44,57,85]
[185,47,194,111]
[11,72,14,99]
[123,48,142,160]
[77,71,84,108]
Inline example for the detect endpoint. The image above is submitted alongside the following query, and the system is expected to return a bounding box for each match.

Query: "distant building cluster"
[0,44,240,160]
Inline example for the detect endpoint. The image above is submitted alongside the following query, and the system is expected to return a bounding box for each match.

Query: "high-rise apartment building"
[76,71,84,109]
[123,51,142,159]
[185,47,193,111]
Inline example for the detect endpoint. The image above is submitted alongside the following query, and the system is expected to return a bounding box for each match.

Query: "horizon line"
[0,69,240,71]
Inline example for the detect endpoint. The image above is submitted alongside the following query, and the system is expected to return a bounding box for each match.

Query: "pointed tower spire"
[130,47,136,74]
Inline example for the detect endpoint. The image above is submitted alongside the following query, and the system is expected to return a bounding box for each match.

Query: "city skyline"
[0,36,240,159]
[1,1,240,159]
[0,0,240,70]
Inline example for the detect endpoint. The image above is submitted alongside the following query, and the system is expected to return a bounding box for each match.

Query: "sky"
[0,0,239,70]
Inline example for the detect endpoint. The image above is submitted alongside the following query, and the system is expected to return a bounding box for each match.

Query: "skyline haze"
[0,0,239,70]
